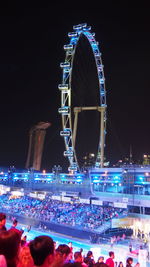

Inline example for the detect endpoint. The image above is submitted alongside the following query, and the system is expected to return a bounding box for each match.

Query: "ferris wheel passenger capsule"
[60,62,70,68]
[68,32,78,37]
[58,84,69,90]
[60,129,71,136]
[64,44,73,50]
[64,150,74,157]
[58,106,70,115]
[73,24,82,31]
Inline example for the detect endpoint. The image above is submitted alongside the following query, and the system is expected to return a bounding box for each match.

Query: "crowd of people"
[0,193,124,232]
[0,212,140,267]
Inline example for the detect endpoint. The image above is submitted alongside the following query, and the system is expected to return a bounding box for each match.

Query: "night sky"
[0,4,150,171]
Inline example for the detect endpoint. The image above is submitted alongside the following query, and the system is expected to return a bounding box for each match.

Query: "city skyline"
[0,4,150,170]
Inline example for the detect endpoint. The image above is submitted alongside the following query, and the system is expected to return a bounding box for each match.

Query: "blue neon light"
[114,175,119,179]
[76,179,82,182]
[93,176,99,179]
[139,176,144,180]
[61,178,67,181]
[93,179,100,183]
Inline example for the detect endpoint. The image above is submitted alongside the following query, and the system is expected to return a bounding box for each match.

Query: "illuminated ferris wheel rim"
[58,23,107,172]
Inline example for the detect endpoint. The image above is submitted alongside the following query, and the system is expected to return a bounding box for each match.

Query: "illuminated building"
[25,122,51,171]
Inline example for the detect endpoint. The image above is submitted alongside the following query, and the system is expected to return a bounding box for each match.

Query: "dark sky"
[0,3,150,170]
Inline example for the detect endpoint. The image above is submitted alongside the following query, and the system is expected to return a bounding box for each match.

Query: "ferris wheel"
[58,23,107,172]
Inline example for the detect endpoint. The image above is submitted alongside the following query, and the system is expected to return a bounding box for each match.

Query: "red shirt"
[106,257,114,267]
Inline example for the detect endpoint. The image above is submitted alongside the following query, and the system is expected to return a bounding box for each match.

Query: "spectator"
[110,237,114,248]
[29,235,54,267]
[56,244,71,264]
[18,246,34,267]
[118,262,124,267]
[80,248,83,254]
[97,257,104,263]
[27,225,31,232]
[0,213,7,232]
[105,251,115,267]
[0,194,125,233]
[9,219,23,237]
[74,251,87,267]
[11,219,18,229]
[129,243,132,253]
[0,230,21,267]
[68,242,73,251]
[68,242,73,262]
[21,235,27,247]
[84,251,95,267]
[126,257,133,267]
[0,255,7,267]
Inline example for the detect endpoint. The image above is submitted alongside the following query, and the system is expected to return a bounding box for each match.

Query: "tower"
[25,122,51,171]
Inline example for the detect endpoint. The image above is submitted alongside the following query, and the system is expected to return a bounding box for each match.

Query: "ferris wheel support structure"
[73,106,106,168]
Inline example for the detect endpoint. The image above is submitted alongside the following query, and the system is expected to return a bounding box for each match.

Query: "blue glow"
[93,179,100,183]
[60,175,66,178]
[93,176,98,179]
[76,179,82,182]
[47,178,52,181]
[61,178,67,181]
[114,175,120,179]
[70,37,78,44]
[91,43,97,48]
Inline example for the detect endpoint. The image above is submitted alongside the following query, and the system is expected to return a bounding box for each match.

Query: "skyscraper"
[25,122,51,170]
